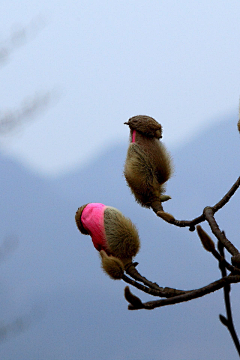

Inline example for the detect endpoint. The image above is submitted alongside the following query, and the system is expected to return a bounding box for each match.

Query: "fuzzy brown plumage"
[124,115,173,210]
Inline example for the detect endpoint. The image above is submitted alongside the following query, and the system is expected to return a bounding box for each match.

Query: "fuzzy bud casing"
[124,115,162,138]
[124,286,143,309]
[196,225,215,252]
[124,115,173,208]
[75,203,140,261]
[100,250,124,280]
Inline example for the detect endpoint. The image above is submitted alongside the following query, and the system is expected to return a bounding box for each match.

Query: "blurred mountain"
[0,116,239,360]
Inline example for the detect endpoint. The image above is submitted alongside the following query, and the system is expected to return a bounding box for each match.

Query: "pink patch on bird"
[81,203,108,251]
[132,130,136,143]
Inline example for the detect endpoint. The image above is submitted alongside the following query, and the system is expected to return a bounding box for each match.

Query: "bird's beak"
[124,122,129,125]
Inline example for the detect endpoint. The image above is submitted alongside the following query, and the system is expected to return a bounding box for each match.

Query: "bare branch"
[196,226,240,273]
[157,176,240,232]
[124,262,163,291]
[204,207,239,256]
[122,274,189,298]
[218,241,240,356]
[125,275,240,310]
[212,176,240,213]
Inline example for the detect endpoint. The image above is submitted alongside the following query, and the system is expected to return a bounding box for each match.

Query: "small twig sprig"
[124,275,240,310]
[196,225,240,274]
[122,274,188,298]
[203,207,239,256]
[157,176,240,233]
[218,240,240,356]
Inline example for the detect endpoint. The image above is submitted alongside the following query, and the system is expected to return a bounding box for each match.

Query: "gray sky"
[0,0,240,177]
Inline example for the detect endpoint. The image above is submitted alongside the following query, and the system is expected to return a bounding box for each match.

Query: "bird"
[124,115,173,213]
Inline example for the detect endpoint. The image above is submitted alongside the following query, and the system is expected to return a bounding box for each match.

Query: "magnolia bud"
[124,115,162,138]
[124,115,173,211]
[124,286,143,309]
[75,203,140,278]
[100,250,124,279]
[160,195,172,202]
[196,225,215,252]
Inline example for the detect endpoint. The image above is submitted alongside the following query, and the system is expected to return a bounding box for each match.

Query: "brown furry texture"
[125,115,162,138]
[238,119,240,133]
[75,204,89,235]
[100,250,124,280]
[124,118,173,208]
[104,207,140,259]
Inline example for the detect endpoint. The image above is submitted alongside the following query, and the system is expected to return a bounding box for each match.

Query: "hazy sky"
[0,0,240,177]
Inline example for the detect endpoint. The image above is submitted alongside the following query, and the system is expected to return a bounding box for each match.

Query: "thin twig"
[213,176,240,213]
[211,249,240,274]
[126,275,240,310]
[124,262,163,291]
[218,241,240,356]
[156,212,204,231]
[196,225,240,274]
[122,274,189,298]
[204,207,239,256]
[157,176,240,231]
